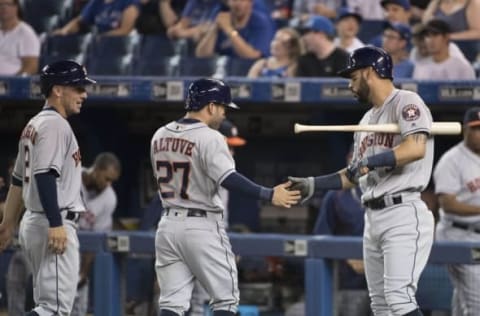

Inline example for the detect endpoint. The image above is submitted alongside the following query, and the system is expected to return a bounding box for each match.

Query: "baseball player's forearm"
[438,194,480,216]
[2,184,24,227]
[393,133,428,166]
[221,172,273,201]
[35,172,62,227]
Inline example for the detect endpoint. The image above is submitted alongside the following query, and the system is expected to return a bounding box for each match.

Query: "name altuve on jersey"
[153,137,195,156]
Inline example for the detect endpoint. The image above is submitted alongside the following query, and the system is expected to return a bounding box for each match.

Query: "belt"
[165,208,208,217]
[451,221,480,234]
[64,210,80,222]
[364,195,403,210]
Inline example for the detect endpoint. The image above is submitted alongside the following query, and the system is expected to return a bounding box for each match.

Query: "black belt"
[364,195,403,210]
[452,222,480,234]
[165,208,208,217]
[64,210,80,222]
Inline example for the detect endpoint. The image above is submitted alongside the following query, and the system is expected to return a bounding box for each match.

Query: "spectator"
[0,0,40,75]
[423,0,480,40]
[433,107,480,315]
[409,22,469,63]
[345,0,383,20]
[369,0,411,47]
[247,27,304,78]
[166,0,219,41]
[71,152,121,316]
[382,22,414,78]
[53,0,140,36]
[295,15,349,77]
[195,0,274,59]
[135,0,187,35]
[333,7,364,54]
[292,0,343,19]
[313,148,370,316]
[412,19,475,80]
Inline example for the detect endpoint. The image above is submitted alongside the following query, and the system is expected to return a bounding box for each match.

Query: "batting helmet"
[338,46,393,80]
[40,60,96,97]
[185,78,239,111]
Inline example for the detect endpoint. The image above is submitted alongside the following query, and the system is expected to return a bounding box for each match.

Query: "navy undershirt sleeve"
[35,170,62,227]
[221,172,273,202]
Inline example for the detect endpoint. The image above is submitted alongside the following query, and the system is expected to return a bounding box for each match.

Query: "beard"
[355,78,370,104]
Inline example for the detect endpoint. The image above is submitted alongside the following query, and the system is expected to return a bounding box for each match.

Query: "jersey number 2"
[156,161,190,199]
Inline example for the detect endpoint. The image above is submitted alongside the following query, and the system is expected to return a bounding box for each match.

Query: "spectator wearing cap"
[345,0,383,20]
[423,0,480,40]
[369,0,412,48]
[413,19,475,80]
[247,27,304,78]
[0,0,40,75]
[295,15,349,77]
[195,0,274,59]
[333,7,364,54]
[382,22,414,78]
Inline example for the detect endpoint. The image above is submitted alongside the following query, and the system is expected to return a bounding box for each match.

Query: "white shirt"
[346,0,384,20]
[333,37,365,54]
[410,42,468,63]
[412,54,476,80]
[0,21,40,75]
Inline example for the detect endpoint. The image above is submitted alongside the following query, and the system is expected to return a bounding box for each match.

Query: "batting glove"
[345,158,369,184]
[288,176,314,204]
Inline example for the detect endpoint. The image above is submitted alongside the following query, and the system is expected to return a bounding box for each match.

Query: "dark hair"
[93,152,122,174]
[12,0,23,19]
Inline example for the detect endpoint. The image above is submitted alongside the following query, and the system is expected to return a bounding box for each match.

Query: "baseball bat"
[294,122,462,135]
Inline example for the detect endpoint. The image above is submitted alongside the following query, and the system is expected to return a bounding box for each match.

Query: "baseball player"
[0,60,95,316]
[72,152,121,316]
[150,78,300,316]
[289,46,435,316]
[433,107,480,315]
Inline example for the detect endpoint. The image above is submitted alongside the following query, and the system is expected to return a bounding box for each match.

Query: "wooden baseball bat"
[294,122,462,135]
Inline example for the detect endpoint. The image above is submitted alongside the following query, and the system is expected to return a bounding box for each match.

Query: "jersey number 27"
[156,160,190,199]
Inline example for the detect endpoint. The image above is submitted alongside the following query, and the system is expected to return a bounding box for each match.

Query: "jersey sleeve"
[203,133,235,184]
[433,150,461,195]
[32,121,68,176]
[395,92,432,137]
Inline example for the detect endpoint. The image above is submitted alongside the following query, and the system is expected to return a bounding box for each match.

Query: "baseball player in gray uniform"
[289,46,434,316]
[0,60,95,316]
[72,152,121,316]
[434,107,480,316]
[150,78,300,316]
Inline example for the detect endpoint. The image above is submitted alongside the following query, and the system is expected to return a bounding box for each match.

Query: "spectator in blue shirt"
[53,0,140,36]
[195,0,274,59]
[382,22,415,78]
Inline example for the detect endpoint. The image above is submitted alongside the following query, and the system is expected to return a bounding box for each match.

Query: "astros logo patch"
[402,104,420,121]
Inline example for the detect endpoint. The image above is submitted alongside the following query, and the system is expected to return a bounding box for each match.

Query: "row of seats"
[40,34,255,76]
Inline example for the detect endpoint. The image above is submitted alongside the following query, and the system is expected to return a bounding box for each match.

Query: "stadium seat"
[133,56,174,76]
[225,57,255,77]
[86,35,139,75]
[23,0,71,16]
[452,40,480,63]
[26,15,59,35]
[42,34,91,58]
[87,54,133,75]
[137,35,176,58]
[176,57,219,77]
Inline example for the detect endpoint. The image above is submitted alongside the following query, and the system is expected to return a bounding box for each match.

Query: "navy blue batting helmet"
[338,46,393,80]
[40,60,96,96]
[185,78,239,111]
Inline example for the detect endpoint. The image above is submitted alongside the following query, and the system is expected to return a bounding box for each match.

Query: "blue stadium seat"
[225,57,255,77]
[137,35,176,58]
[176,57,219,77]
[23,0,71,16]
[416,264,453,311]
[133,56,174,76]
[86,35,139,75]
[42,34,91,57]
[27,15,59,35]
[357,20,385,44]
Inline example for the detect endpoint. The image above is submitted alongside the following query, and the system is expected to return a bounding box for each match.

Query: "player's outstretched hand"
[288,176,314,204]
[272,181,301,208]
[48,226,67,255]
[0,222,14,252]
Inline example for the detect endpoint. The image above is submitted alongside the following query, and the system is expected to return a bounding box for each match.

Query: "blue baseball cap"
[384,22,412,41]
[299,15,335,37]
[380,0,411,10]
[336,7,362,24]
[464,107,480,127]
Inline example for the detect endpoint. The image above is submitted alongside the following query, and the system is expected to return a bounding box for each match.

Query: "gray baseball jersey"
[150,120,235,212]
[13,107,82,316]
[434,141,480,314]
[352,89,434,203]
[151,119,239,314]
[354,89,435,316]
[12,108,84,213]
